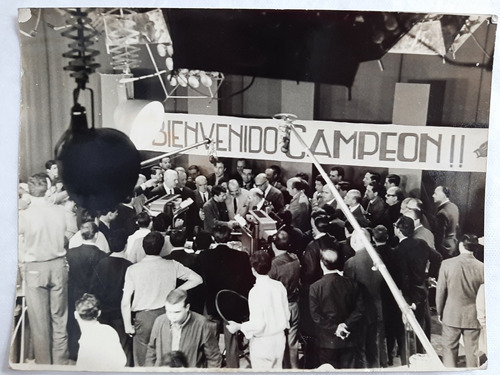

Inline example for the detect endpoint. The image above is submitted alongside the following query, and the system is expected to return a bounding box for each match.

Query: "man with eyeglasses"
[382,186,404,241]
[254,173,285,212]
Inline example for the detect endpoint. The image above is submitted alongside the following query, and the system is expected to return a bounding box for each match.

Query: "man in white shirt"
[121,231,202,366]
[125,212,152,263]
[227,251,290,370]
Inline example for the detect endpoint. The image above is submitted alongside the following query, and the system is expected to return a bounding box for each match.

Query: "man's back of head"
[212,225,232,244]
[143,231,165,256]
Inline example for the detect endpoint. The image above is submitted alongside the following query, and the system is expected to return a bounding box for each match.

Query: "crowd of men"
[15,156,485,369]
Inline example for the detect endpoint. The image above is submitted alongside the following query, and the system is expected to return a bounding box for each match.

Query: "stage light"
[56,103,141,212]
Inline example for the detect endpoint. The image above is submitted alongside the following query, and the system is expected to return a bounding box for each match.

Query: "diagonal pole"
[274,113,444,369]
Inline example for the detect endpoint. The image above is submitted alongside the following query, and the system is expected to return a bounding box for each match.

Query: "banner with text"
[138,113,488,172]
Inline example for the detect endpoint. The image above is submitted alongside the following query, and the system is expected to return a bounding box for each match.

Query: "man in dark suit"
[176,169,198,238]
[309,248,364,369]
[365,182,386,227]
[203,185,238,233]
[193,175,211,229]
[207,159,230,187]
[436,234,484,367]
[254,173,285,212]
[341,189,366,221]
[344,228,384,368]
[195,225,255,368]
[432,186,460,259]
[111,197,138,237]
[286,177,311,233]
[394,216,442,353]
[97,207,118,244]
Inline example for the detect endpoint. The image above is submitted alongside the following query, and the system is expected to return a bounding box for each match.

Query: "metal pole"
[140,138,212,167]
[276,114,443,368]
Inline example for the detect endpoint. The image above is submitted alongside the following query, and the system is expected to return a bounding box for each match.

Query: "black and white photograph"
[3,0,500,373]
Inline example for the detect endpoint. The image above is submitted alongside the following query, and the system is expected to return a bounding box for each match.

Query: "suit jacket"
[436,253,483,328]
[179,187,198,237]
[344,249,383,323]
[309,273,364,349]
[111,204,138,237]
[194,190,212,209]
[301,234,339,286]
[195,245,255,318]
[264,185,285,212]
[413,225,435,250]
[366,196,386,227]
[288,191,311,233]
[434,201,460,259]
[225,189,251,220]
[145,312,221,368]
[203,199,231,233]
[396,237,442,305]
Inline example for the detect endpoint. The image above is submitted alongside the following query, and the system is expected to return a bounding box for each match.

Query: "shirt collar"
[171,312,191,329]
[324,269,343,276]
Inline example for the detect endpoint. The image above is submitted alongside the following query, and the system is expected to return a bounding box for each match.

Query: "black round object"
[57,126,141,212]
[216,289,249,323]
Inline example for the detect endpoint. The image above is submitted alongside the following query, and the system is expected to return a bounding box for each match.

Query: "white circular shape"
[177,74,188,87]
[157,44,167,57]
[166,45,174,56]
[166,57,174,71]
[200,74,213,87]
[18,8,32,23]
[169,76,178,86]
[188,76,200,88]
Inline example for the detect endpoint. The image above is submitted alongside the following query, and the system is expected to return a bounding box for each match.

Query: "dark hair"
[372,225,388,242]
[28,173,48,197]
[396,216,415,237]
[193,231,213,251]
[441,186,451,198]
[314,215,330,234]
[170,229,187,247]
[212,225,231,243]
[108,229,128,253]
[272,230,290,251]
[187,165,200,172]
[142,231,165,255]
[166,288,188,305]
[80,209,97,224]
[269,165,282,177]
[367,171,381,183]
[338,181,350,191]
[461,233,479,252]
[389,187,405,202]
[163,351,188,368]
[213,158,226,168]
[330,166,344,178]
[295,173,309,183]
[45,160,57,170]
[80,222,98,240]
[75,293,100,321]
[315,175,326,185]
[137,212,151,228]
[386,174,401,186]
[212,185,227,197]
[369,182,386,197]
[291,179,308,191]
[250,251,272,275]
[320,248,342,271]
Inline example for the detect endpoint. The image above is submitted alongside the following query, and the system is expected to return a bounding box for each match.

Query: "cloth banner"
[136,113,488,172]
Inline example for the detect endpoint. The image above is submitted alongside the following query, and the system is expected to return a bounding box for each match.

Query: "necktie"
[202,193,207,203]
[234,197,238,214]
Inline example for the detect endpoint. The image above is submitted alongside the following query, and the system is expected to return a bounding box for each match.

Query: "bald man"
[254,173,284,212]
[225,179,251,220]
